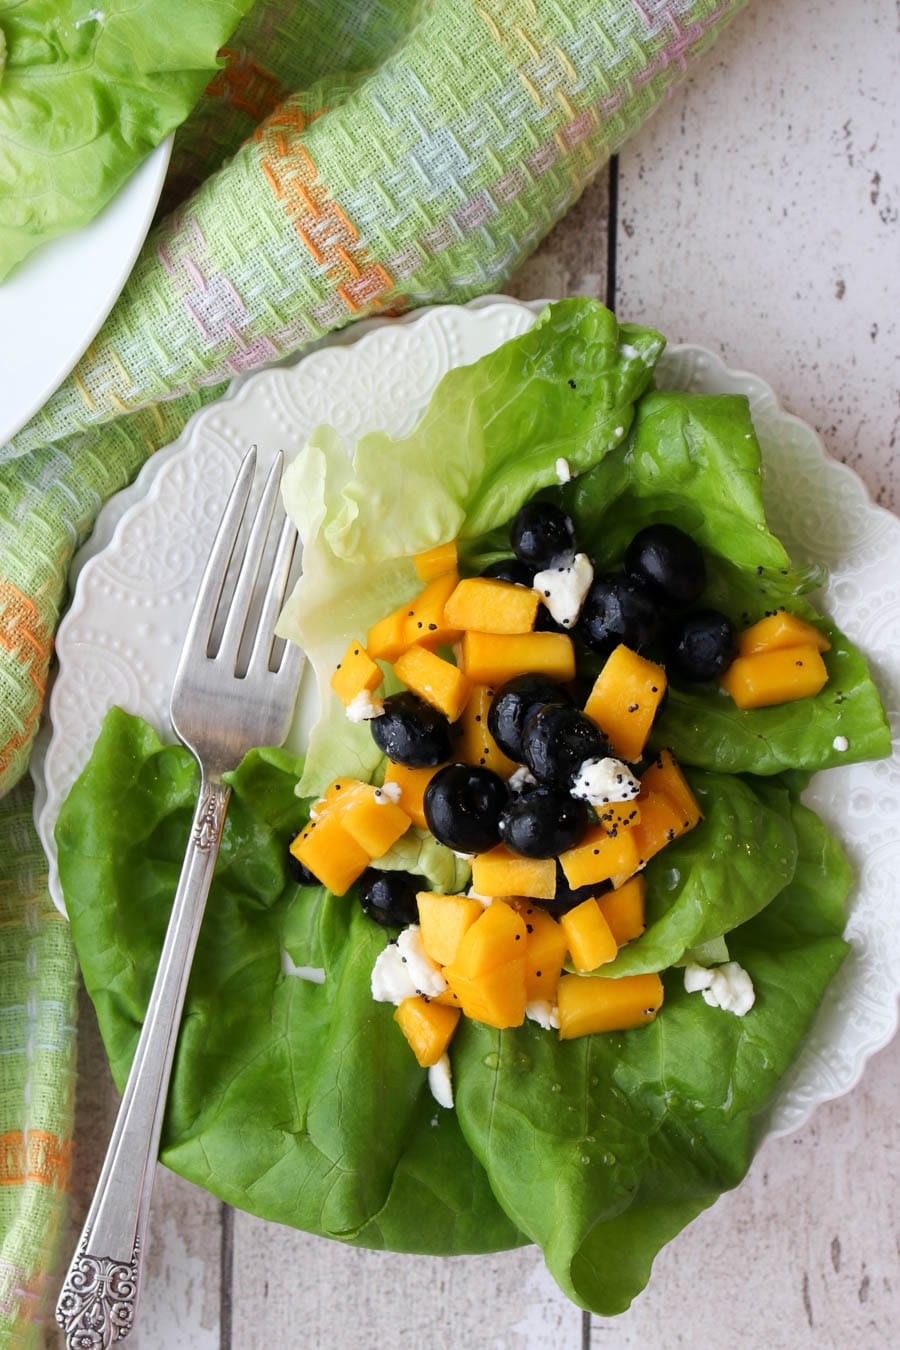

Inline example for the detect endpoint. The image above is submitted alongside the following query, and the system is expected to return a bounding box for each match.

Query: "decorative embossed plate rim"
[31,296,900,1142]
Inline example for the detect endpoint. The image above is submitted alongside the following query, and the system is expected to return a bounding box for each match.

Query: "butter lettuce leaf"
[453,794,850,1314]
[553,390,890,773]
[0,0,254,280]
[58,709,850,1311]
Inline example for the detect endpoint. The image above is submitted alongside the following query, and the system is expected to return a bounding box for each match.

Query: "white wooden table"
[59,3,900,1345]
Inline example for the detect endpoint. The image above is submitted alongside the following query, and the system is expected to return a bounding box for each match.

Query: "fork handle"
[56,774,231,1348]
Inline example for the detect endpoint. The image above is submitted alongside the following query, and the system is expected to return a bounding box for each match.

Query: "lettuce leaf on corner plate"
[0,1,254,280]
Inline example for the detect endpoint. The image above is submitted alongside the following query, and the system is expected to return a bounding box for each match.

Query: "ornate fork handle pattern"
[56,1244,140,1349]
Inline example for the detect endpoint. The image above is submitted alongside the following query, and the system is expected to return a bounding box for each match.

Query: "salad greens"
[57,298,889,1314]
[58,709,851,1306]
[0,1,254,280]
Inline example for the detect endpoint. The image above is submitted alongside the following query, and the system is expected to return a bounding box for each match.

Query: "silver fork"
[56,446,304,1349]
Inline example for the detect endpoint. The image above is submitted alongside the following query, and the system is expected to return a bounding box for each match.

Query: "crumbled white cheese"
[280,949,326,983]
[555,456,572,484]
[526,1000,560,1030]
[453,849,475,862]
[684,961,755,1016]
[683,963,715,994]
[570,757,641,806]
[371,943,418,1004]
[345,689,384,722]
[614,425,624,436]
[428,1053,454,1109]
[533,552,593,628]
[375,782,402,805]
[396,925,447,998]
[508,765,537,793]
[833,735,849,752]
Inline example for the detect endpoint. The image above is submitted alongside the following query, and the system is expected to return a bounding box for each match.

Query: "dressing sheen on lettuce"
[58,299,888,1314]
[0,1,254,280]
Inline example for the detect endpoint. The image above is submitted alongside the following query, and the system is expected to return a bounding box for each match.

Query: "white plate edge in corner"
[0,136,174,447]
[31,295,900,1143]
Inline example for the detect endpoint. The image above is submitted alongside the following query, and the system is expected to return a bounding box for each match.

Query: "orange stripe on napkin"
[0,1131,72,1190]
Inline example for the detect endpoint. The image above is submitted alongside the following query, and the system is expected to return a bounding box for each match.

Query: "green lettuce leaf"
[453,794,851,1314]
[602,769,797,976]
[551,390,891,773]
[0,1,254,280]
[57,708,523,1255]
[276,299,664,794]
[58,709,850,1311]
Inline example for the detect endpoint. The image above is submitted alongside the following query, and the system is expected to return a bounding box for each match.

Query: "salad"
[57,299,890,1315]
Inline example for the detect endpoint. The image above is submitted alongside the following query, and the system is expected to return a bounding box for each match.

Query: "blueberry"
[481,558,535,587]
[667,609,737,682]
[498,787,589,858]
[520,704,610,789]
[370,692,451,766]
[579,573,660,658]
[625,524,707,608]
[358,869,422,927]
[510,501,575,569]
[488,675,573,761]
[424,764,509,854]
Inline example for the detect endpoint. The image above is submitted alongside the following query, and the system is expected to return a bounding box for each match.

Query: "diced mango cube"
[460,631,575,685]
[367,573,462,661]
[597,875,646,946]
[413,540,458,582]
[557,972,664,1039]
[560,898,618,972]
[470,846,557,900]
[558,824,640,891]
[382,761,446,830]
[639,750,702,832]
[340,790,411,859]
[628,790,689,871]
[443,901,528,1028]
[393,996,460,1067]
[448,901,527,978]
[737,611,831,657]
[393,644,470,722]
[416,892,484,967]
[443,959,527,1029]
[513,903,568,1001]
[330,640,383,708]
[289,813,370,895]
[454,684,518,778]
[583,644,667,763]
[401,572,462,649]
[719,644,829,709]
[444,577,539,635]
[367,608,408,662]
[592,800,642,837]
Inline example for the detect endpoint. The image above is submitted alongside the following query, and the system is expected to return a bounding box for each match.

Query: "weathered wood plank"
[596,1,900,1341]
[230,1225,584,1350]
[54,984,224,1348]
[615,0,899,512]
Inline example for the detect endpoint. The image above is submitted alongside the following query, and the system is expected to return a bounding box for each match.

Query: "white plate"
[0,136,172,447]
[31,296,900,1140]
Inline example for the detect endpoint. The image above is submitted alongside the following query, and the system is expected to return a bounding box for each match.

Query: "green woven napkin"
[0,1,747,1342]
